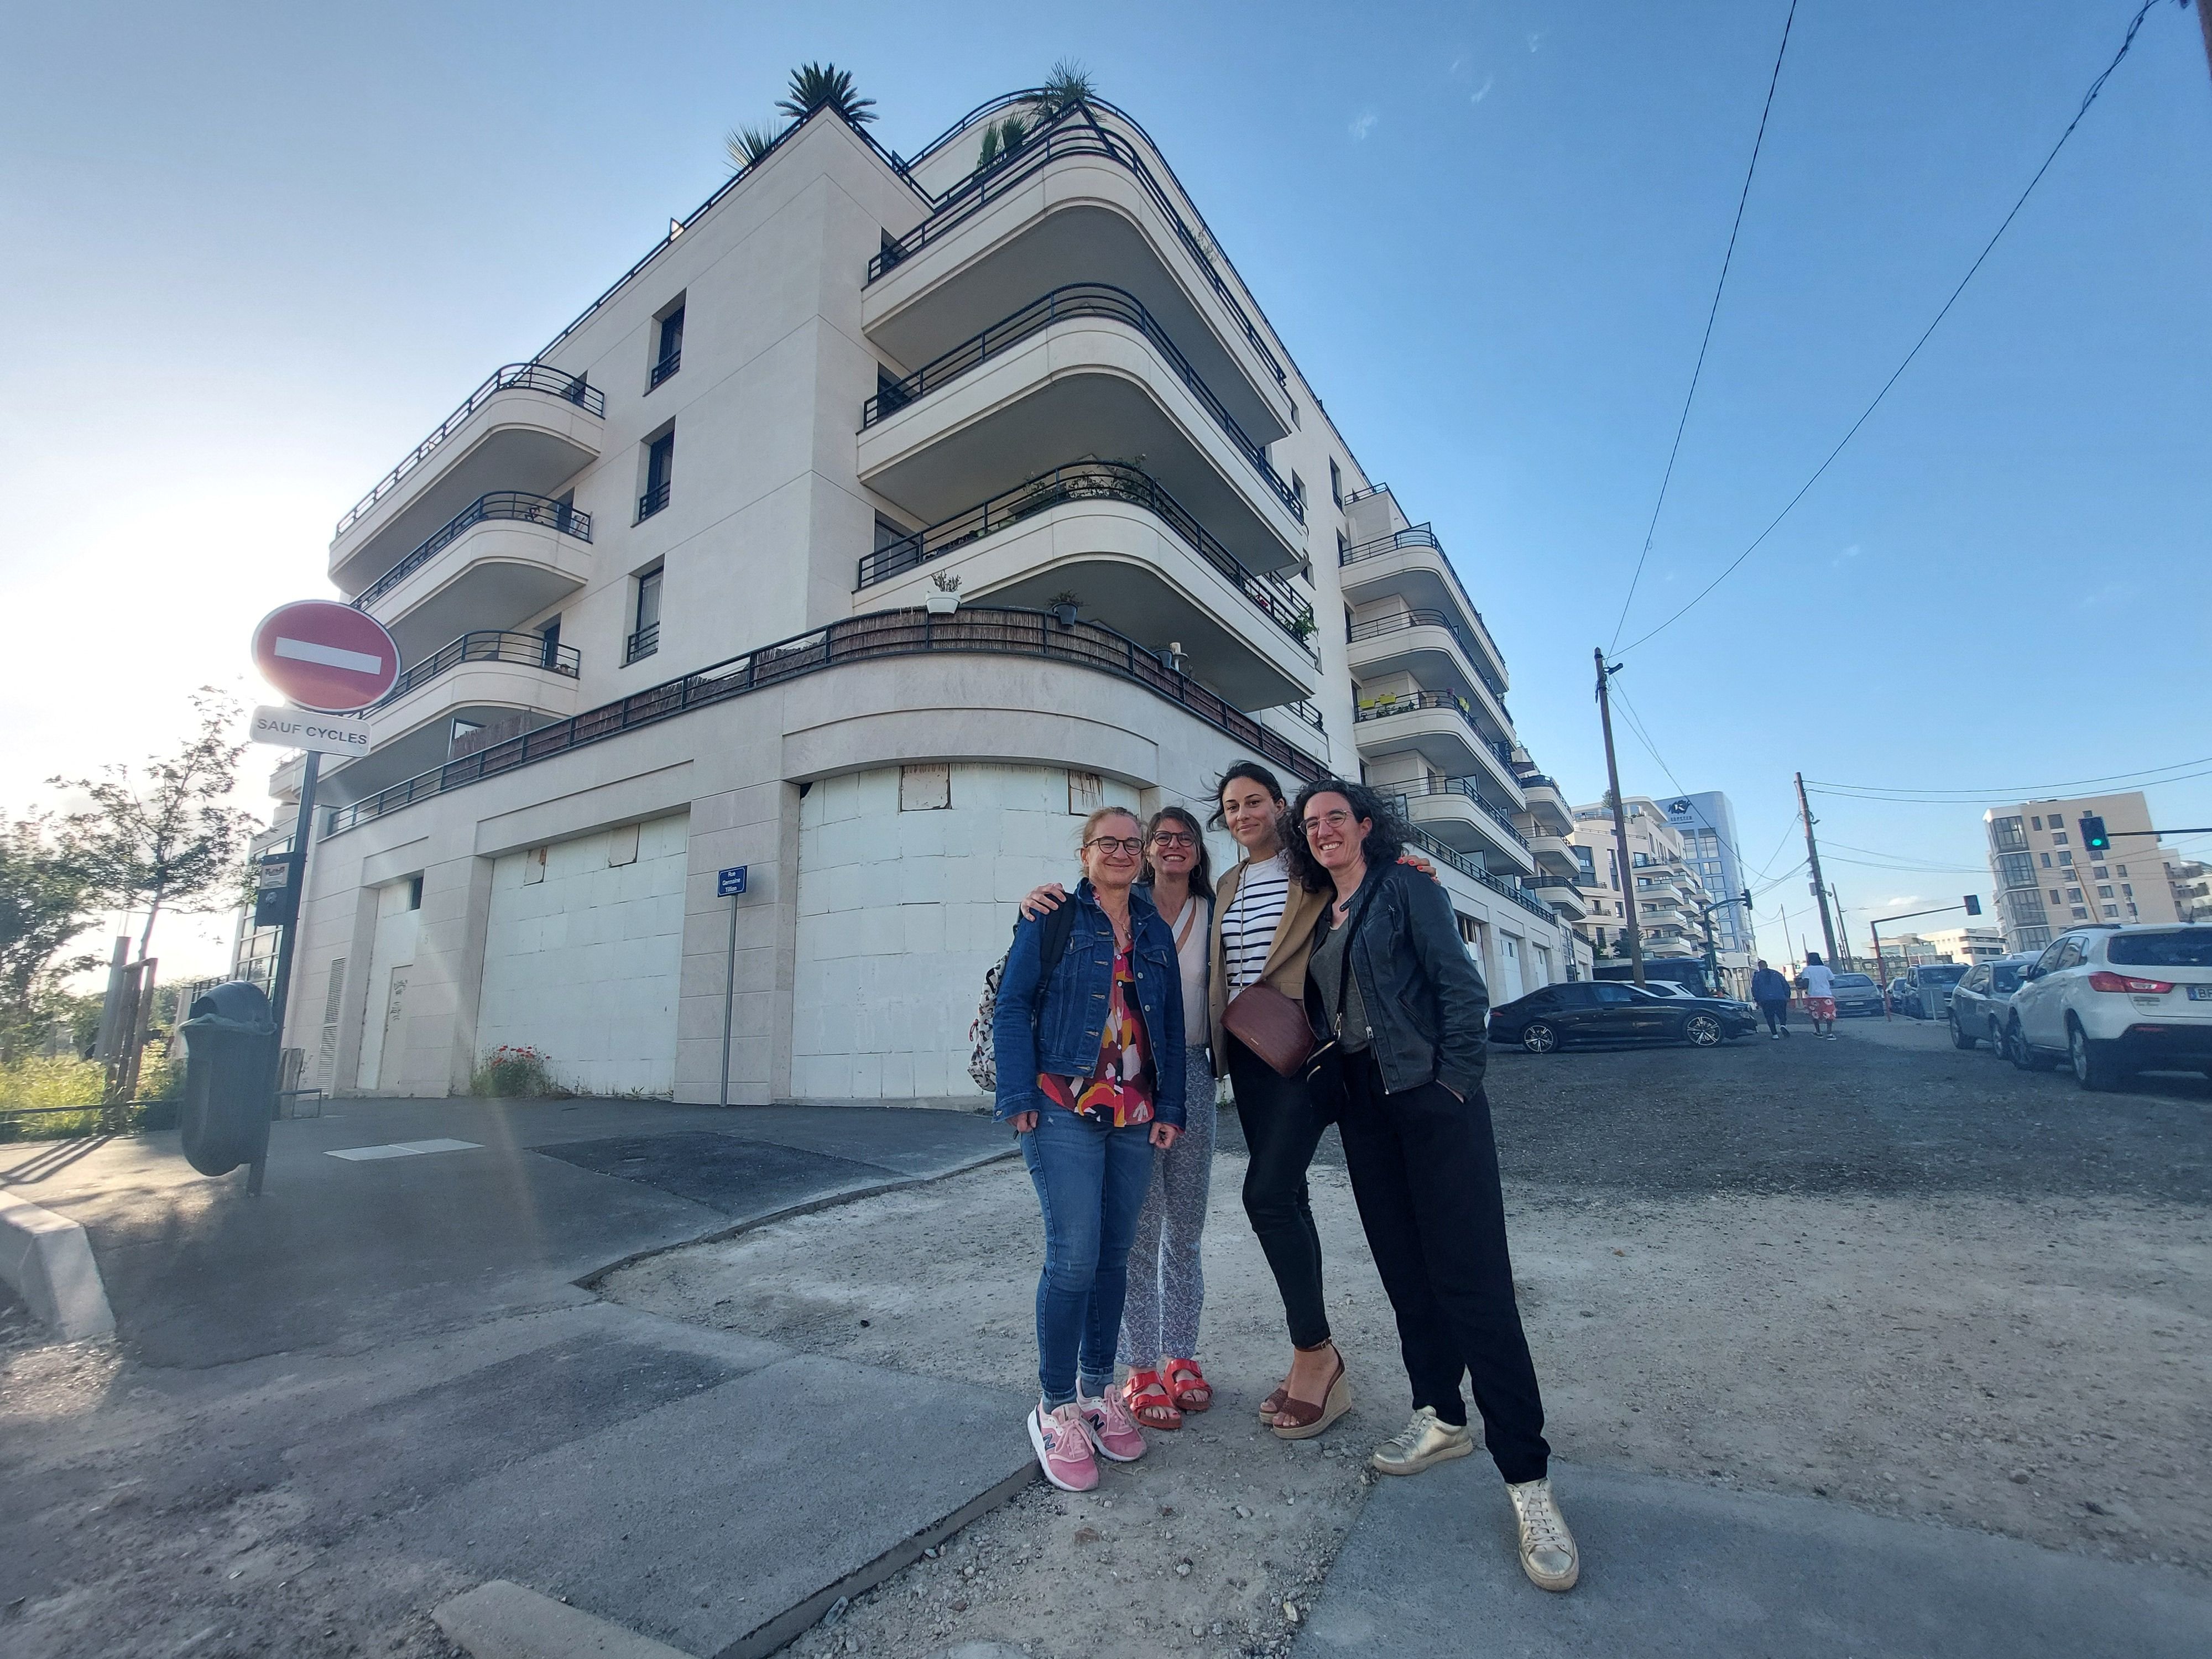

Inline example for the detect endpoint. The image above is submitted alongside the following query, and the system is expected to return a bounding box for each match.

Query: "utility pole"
[1596,648,1646,985]
[1795,771,1840,967]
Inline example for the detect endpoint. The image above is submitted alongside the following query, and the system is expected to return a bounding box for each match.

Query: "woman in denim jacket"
[994,806,1186,1492]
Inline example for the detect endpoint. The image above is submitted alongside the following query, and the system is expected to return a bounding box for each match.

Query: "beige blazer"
[1207,855,1328,1060]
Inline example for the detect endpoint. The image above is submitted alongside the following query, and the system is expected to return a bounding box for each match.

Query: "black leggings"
[1225,1034,1334,1350]
[1759,999,1789,1034]
[1336,1054,1551,1484]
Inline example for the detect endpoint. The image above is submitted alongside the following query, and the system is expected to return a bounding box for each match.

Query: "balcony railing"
[1515,771,1563,794]
[856,461,1316,658]
[370,630,582,709]
[1391,776,1530,849]
[636,480,671,523]
[649,349,681,389]
[1352,692,1517,774]
[335,364,603,539]
[326,607,1326,837]
[867,106,1286,388]
[625,623,660,665]
[862,283,1303,522]
[352,492,593,611]
[1282,700,1324,734]
[1338,524,1505,692]
[1402,828,1558,925]
[1347,609,1509,712]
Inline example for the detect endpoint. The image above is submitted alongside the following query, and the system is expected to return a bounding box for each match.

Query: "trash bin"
[175,980,279,1178]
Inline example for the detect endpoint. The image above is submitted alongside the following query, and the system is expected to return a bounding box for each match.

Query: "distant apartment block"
[1911,925,2007,964]
[1661,792,1751,969]
[1566,795,1713,964]
[273,90,1583,1099]
[1984,791,2180,953]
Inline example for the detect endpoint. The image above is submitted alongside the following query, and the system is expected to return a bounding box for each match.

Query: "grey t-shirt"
[1308,916,1372,1053]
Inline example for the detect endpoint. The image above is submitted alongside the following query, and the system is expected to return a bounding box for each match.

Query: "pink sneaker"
[1030,1402,1099,1492]
[1079,1386,1148,1463]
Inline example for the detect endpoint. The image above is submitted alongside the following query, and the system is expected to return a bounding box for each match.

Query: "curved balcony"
[326,607,1326,837]
[858,285,1302,572]
[1527,830,1580,879]
[1405,830,1559,927]
[330,364,603,593]
[1353,692,1524,803]
[1347,609,1514,742]
[1515,771,1574,836]
[858,462,1310,703]
[1528,872,1590,922]
[864,107,1289,444]
[1338,526,1508,696]
[349,492,593,661]
[1392,777,1536,877]
[317,631,584,808]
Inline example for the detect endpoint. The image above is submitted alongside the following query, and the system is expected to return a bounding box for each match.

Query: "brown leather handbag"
[1221,982,1314,1078]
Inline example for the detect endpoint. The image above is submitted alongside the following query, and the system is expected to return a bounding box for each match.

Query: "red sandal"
[1123,1369,1182,1431]
[1162,1357,1212,1413]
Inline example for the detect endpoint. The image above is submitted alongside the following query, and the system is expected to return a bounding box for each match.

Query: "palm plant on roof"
[776,62,875,126]
[1037,60,1097,119]
[725,124,778,170]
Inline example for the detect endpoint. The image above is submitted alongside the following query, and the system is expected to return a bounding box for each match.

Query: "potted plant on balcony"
[1289,608,1318,646]
[924,571,962,615]
[1048,589,1082,628]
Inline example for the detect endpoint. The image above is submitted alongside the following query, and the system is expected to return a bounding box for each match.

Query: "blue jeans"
[1021,1106,1156,1406]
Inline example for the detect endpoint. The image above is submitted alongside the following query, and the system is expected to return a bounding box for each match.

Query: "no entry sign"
[252,601,400,713]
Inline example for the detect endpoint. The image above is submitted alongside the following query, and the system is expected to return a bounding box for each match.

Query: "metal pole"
[718,892,738,1107]
[1596,648,1646,985]
[1796,771,1840,967]
[1871,919,1892,1019]
[257,749,319,1199]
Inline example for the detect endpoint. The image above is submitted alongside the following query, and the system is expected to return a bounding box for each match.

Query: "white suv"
[2004,924,2212,1091]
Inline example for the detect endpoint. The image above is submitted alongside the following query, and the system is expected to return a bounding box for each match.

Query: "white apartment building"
[275,90,1580,1101]
[1911,925,2007,964]
[1566,796,1712,963]
[1984,792,2179,953]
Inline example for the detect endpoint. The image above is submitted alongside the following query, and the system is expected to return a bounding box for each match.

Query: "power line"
[1804,752,2212,801]
[1609,0,1799,653]
[1616,0,2167,656]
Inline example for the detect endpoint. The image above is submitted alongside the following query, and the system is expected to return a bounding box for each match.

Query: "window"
[2031,816,2043,830]
[2039,852,2052,868]
[2116,864,2129,878]
[873,363,910,418]
[1291,472,1307,511]
[2091,865,2108,879]
[627,566,662,663]
[2096,884,2114,899]
[406,875,423,911]
[1336,529,1348,562]
[1592,983,1635,1005]
[2071,906,2089,919]
[2066,887,2083,902]
[2057,851,2073,866]
[2048,890,2062,905]
[2101,904,2119,918]
[1329,458,1342,507]
[650,299,685,388]
[638,430,674,521]
[2121,883,2133,898]
[2052,831,2068,846]
[539,616,563,670]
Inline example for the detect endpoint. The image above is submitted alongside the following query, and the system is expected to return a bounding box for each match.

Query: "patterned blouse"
[1037,941,1156,1128]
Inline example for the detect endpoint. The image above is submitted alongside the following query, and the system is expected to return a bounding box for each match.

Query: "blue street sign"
[717,865,748,897]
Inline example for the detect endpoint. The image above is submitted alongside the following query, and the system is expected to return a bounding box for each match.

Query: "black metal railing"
[636,480,671,523]
[867,109,1286,388]
[861,284,1302,522]
[1338,525,1506,692]
[1404,828,1558,924]
[1342,481,1390,508]
[352,493,592,611]
[371,631,581,708]
[336,366,603,538]
[625,623,660,664]
[1281,700,1325,734]
[1390,776,1530,849]
[1514,772,1563,794]
[649,349,681,388]
[855,461,1314,656]
[326,607,1326,837]
[1345,608,1507,700]
[1352,692,1519,776]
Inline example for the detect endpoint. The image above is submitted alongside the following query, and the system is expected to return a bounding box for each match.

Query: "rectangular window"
[406,874,424,911]
[638,430,674,521]
[2096,884,2114,899]
[2057,851,2073,866]
[2116,864,2129,878]
[2072,906,2089,919]
[2049,890,2062,905]
[627,566,662,663]
[650,300,685,388]
[2102,904,2119,918]
[2052,831,2068,846]
[1337,529,1348,562]
[2066,887,2083,903]
[1329,458,1342,507]
[2039,852,2052,868]
[2121,883,2133,898]
[2091,865,2108,879]
[2031,816,2043,830]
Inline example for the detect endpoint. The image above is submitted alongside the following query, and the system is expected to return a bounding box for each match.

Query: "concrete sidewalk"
[1296,1457,2212,1658]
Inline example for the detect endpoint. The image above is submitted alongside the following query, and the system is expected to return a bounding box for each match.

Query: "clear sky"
[4,0,2207,977]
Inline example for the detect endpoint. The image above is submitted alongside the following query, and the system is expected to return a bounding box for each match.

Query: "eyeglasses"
[1085,837,1145,857]
[1301,810,1359,834]
[1149,831,1198,848]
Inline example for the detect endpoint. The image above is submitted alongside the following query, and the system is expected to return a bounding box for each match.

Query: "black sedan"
[1488,980,1759,1053]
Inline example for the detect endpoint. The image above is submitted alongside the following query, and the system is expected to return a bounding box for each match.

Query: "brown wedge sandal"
[1269,1354,1351,1441]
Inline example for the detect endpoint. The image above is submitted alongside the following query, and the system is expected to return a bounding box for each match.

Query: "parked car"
[1639,980,1761,1022]
[1947,953,2039,1050]
[1832,969,1885,1022]
[1488,980,1757,1053]
[2002,924,2212,1090]
[1892,962,1972,1020]
[1827,971,1887,1018]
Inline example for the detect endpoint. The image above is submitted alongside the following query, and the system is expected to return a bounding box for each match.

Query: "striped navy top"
[1223,853,1291,992]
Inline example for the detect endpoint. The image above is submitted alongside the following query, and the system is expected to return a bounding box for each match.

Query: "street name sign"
[252,601,400,713]
[718,865,749,897]
[249,705,373,758]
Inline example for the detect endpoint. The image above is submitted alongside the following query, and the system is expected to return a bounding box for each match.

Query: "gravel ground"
[603,1029,2211,1659]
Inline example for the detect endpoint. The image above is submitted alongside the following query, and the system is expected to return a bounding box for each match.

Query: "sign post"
[717,865,748,1106]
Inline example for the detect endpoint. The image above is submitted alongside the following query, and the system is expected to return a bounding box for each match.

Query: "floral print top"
[1037,941,1156,1128]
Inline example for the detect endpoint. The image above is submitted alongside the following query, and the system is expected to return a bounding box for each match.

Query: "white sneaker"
[1369,1405,1475,1476]
[1506,1475,1579,1592]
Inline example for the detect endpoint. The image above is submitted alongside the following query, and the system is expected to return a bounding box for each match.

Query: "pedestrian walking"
[1115,805,1218,1430]
[1797,951,1839,1039]
[1289,778,1579,1592]
[1750,959,1793,1038]
[993,807,1186,1493]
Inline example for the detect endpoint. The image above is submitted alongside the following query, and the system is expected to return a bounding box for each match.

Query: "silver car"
[1947,954,2038,1051]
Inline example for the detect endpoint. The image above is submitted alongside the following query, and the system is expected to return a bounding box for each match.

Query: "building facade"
[1661,792,1751,973]
[1911,925,2007,965]
[2165,857,2211,924]
[1566,796,1712,965]
[275,91,1579,1100]
[1983,792,2179,953]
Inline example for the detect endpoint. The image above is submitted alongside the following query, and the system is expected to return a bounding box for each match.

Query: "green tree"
[775,63,874,127]
[0,816,98,1060]
[51,688,260,966]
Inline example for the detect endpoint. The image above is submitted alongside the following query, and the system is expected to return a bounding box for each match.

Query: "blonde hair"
[1076,806,1143,857]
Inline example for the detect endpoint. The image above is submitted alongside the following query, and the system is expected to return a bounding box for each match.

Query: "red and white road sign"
[251,601,400,713]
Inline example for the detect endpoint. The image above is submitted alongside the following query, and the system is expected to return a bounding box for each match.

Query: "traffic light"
[1741,888,1753,911]
[2080,815,2110,853]
[1963,895,1981,916]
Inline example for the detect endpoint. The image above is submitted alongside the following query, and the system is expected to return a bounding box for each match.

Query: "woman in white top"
[1115,805,1219,1428]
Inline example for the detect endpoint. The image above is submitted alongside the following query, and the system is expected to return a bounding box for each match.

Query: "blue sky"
[3,1,2206,973]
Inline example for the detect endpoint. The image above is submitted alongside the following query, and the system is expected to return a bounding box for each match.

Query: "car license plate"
[2190,985,2212,1000]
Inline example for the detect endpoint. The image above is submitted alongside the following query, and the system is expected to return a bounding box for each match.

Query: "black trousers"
[1226,1034,1334,1349]
[1337,1053,1551,1484]
[1759,999,1790,1034]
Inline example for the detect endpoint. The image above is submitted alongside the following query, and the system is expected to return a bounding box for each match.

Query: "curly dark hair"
[1141,805,1214,898]
[1285,778,1412,892]
[1208,760,1286,829]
